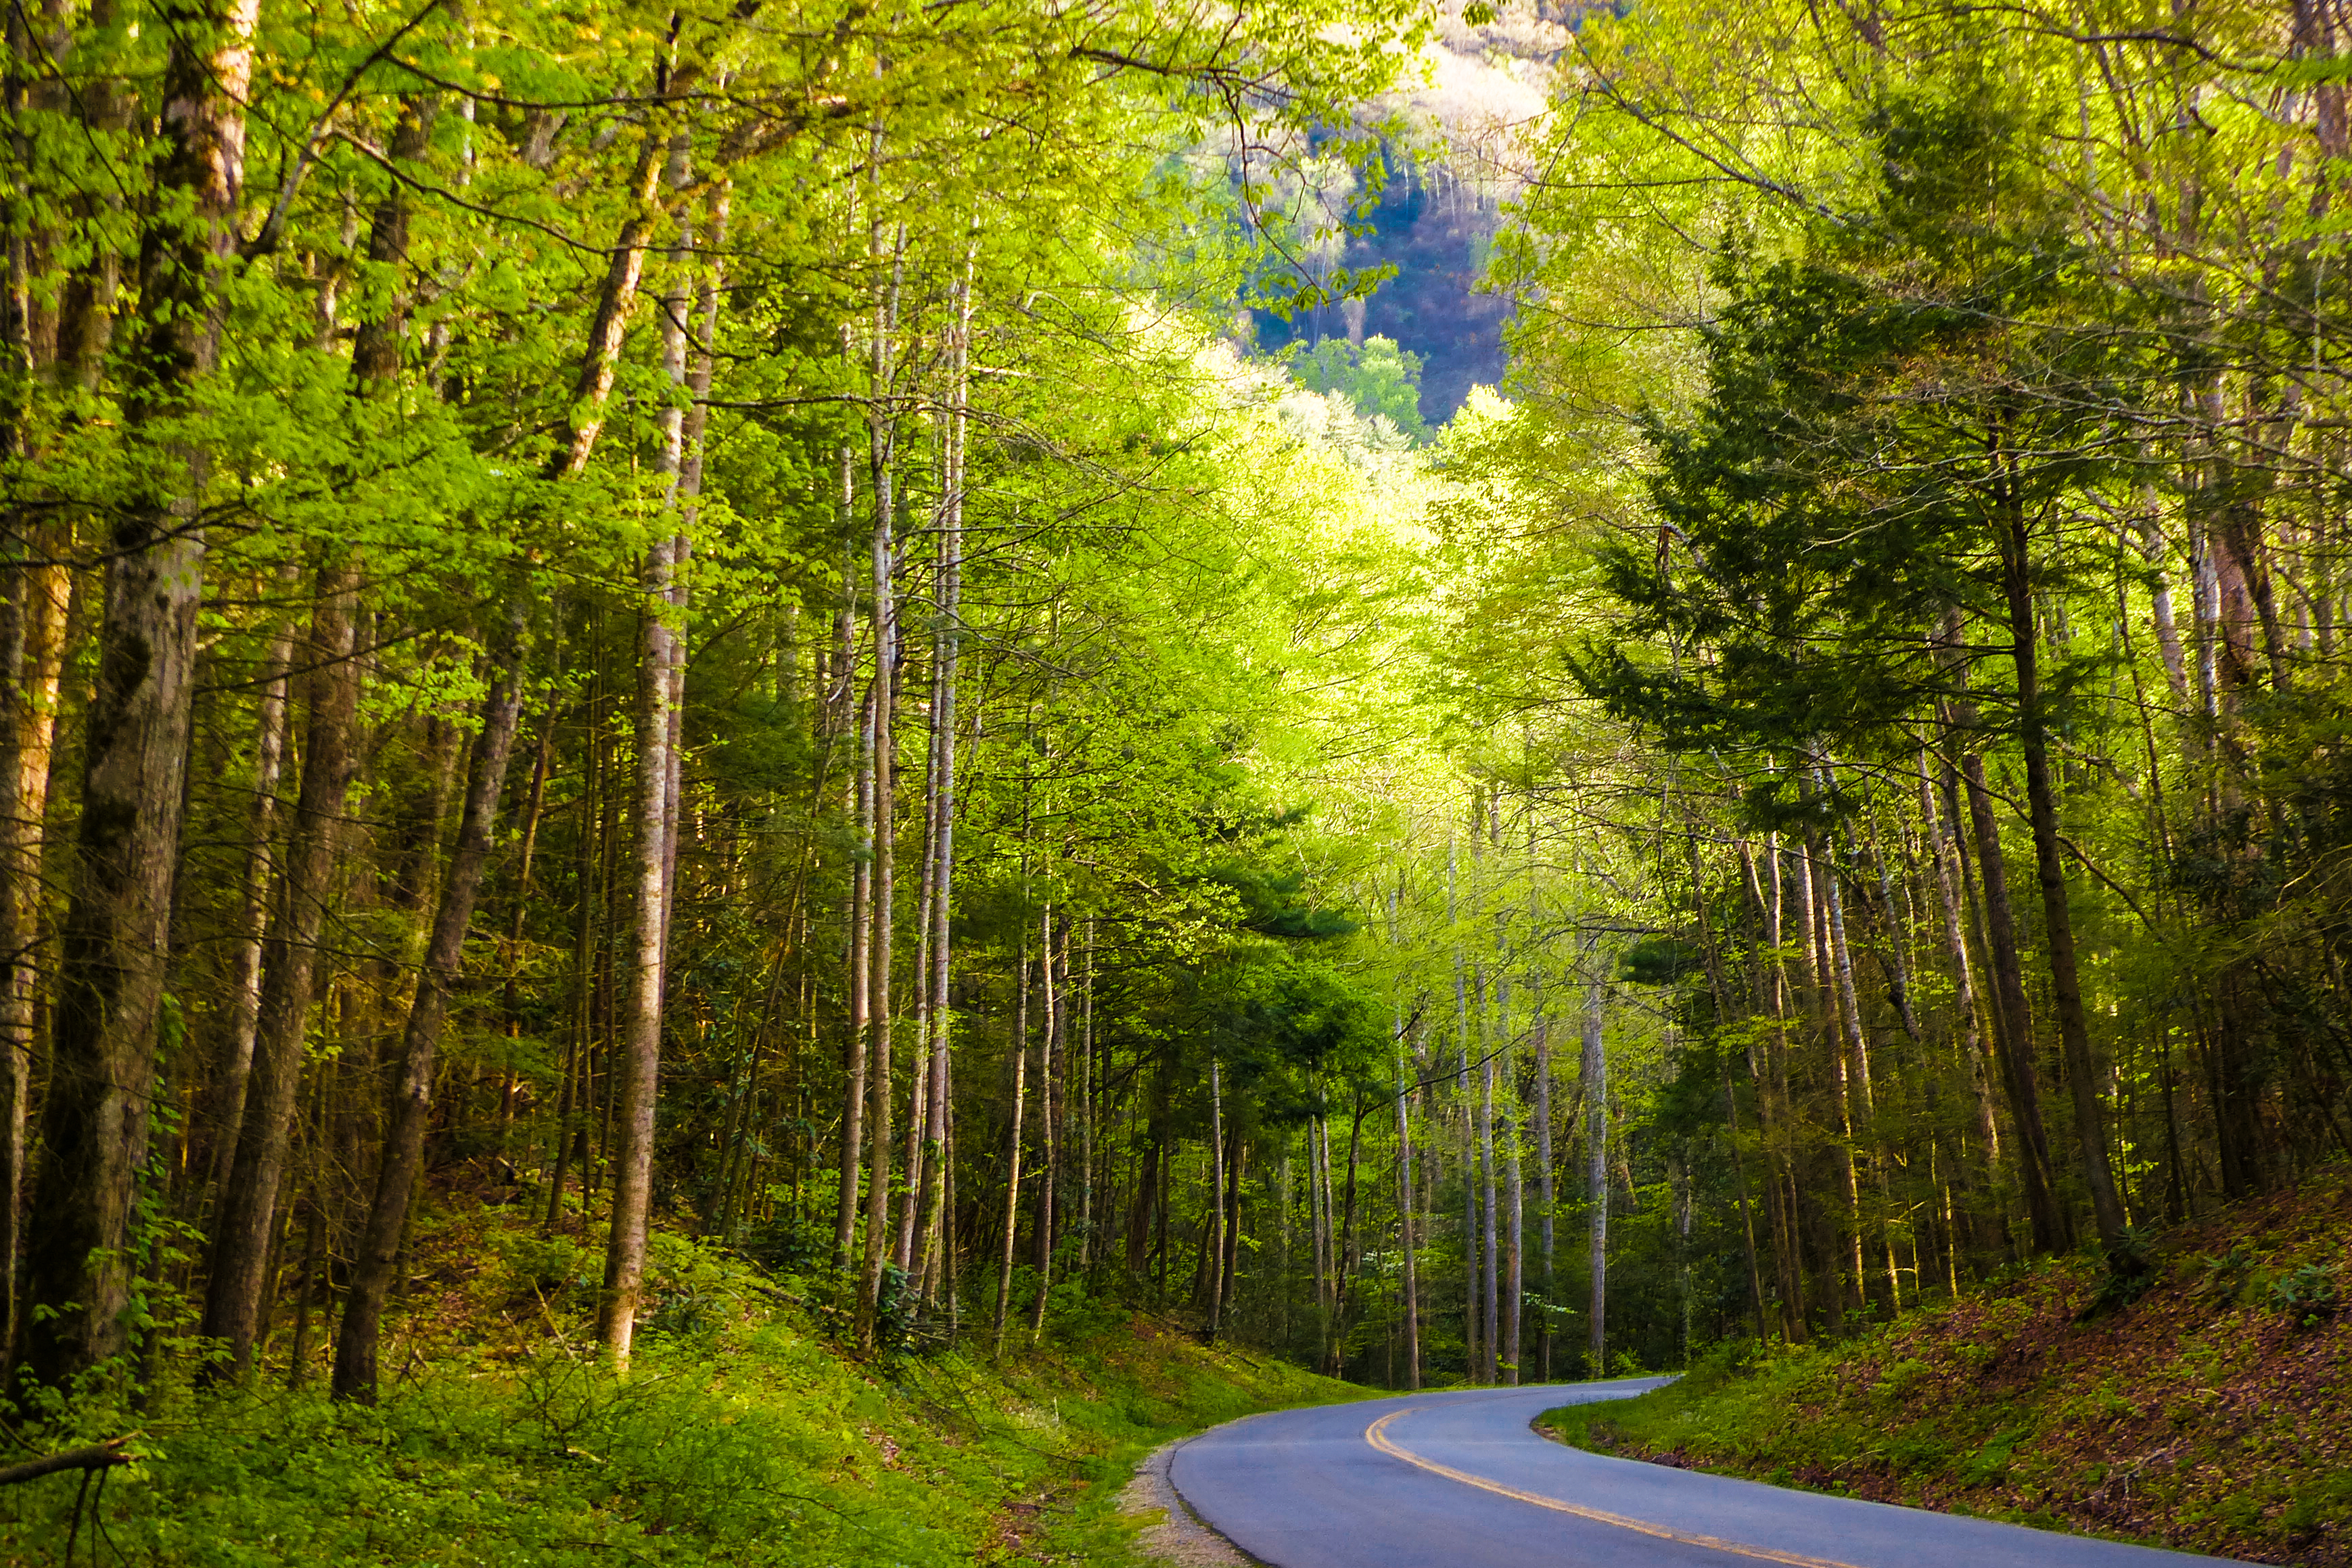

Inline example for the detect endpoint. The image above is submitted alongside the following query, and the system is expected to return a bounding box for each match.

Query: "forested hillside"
[1,0,2350,1557]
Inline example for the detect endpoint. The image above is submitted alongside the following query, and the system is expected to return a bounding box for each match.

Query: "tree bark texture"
[202,559,361,1379]
[16,0,254,1391]
[334,612,526,1400]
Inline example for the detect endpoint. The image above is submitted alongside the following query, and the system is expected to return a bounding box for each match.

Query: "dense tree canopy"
[0,1,2348,1500]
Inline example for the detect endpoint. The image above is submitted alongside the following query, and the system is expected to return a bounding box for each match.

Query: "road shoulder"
[1122,1439,1262,1566]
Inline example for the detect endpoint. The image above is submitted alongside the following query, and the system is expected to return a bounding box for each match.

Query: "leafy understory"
[1540,1163,2352,1567]
[0,1199,1359,1567]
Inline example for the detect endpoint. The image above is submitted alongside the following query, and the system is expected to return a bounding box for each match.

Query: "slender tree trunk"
[1077,924,1094,1275]
[1027,908,1058,1340]
[1205,1057,1228,1336]
[1759,842,1807,1339]
[1396,1034,1419,1391]
[1999,513,2131,1247]
[597,557,676,1364]
[1959,743,2069,1251]
[547,131,667,481]
[910,272,967,1289]
[1815,825,1878,1310]
[1533,1005,1554,1380]
[1220,1122,1243,1341]
[201,561,362,1381]
[1335,1096,1364,1375]
[991,944,1028,1356]
[1920,748,2002,1170]
[1479,990,1499,1384]
[1584,977,1607,1375]
[333,614,526,1400]
[202,607,292,1202]
[897,693,936,1276]
[597,149,724,1365]
[0,524,67,1360]
[1502,1040,1522,1385]
[836,549,871,1268]
[1448,838,1479,1377]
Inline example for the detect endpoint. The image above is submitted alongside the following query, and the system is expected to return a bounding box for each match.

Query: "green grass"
[0,1226,1363,1567]
[1540,1339,2034,1503]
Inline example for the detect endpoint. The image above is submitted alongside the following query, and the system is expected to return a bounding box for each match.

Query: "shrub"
[2192,1245,2261,1306]
[2265,1263,2339,1327]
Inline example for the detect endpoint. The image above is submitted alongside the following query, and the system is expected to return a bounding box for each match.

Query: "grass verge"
[0,1212,1360,1566]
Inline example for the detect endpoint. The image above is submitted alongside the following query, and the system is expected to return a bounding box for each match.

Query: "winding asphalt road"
[1166,1381,2245,1567]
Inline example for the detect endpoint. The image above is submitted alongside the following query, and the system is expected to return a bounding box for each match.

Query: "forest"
[0,0,2348,1548]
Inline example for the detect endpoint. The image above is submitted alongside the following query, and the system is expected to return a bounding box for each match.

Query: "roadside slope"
[0,1197,1360,1567]
[1542,1163,2351,1566]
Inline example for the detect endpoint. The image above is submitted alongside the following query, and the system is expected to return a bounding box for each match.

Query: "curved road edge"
[1165,1381,2249,1568]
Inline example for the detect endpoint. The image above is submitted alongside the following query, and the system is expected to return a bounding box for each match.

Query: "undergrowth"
[1540,1163,2352,1566]
[0,1202,1361,1566]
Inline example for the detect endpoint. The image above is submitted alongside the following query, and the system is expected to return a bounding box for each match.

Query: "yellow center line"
[1363,1408,1868,1568]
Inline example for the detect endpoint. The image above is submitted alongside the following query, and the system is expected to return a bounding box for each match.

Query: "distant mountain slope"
[1252,9,1571,421]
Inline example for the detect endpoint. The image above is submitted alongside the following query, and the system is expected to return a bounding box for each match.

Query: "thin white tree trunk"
[600,143,703,1365]
[1584,977,1607,1375]
[1395,1023,1420,1389]
[910,250,972,1292]
[1504,1031,1523,1386]
[1478,1005,1498,1383]
[204,603,291,1202]
[1028,906,1058,1340]
[1206,1056,1226,1335]
[991,942,1029,1356]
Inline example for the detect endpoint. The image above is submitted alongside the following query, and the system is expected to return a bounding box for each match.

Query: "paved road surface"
[1167,1381,2244,1567]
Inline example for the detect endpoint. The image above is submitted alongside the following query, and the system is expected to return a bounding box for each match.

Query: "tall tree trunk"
[1479,986,1500,1381]
[1336,1095,1363,1377]
[1584,977,1607,1375]
[1076,925,1094,1275]
[1026,908,1058,1341]
[1205,1055,1226,1338]
[0,524,68,1360]
[854,220,905,1350]
[1958,742,2069,1251]
[909,260,969,1293]
[896,691,937,1276]
[1448,838,1478,1377]
[16,0,252,1391]
[1814,827,1878,1311]
[1220,1122,1243,1342]
[1533,1003,1554,1379]
[991,942,1028,1356]
[835,507,871,1269]
[599,150,712,1364]
[333,614,526,1401]
[1998,514,2131,1247]
[1502,1038,1522,1385]
[1395,1033,1419,1391]
[200,561,361,1381]
[1920,748,2002,1170]
[201,607,292,1203]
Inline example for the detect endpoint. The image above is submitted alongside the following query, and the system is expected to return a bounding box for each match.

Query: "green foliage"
[2264,1264,2338,1327]
[1291,336,1431,440]
[0,1293,1362,1567]
[2193,1247,2262,1306]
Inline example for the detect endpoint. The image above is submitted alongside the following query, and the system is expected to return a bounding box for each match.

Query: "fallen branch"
[0,1436,135,1487]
